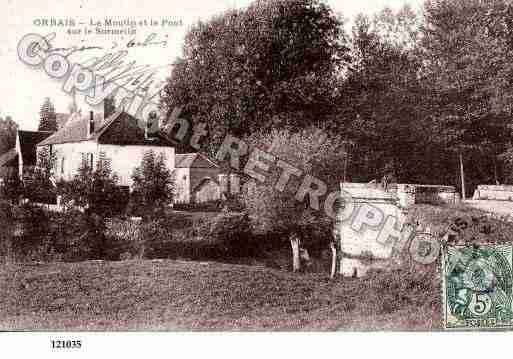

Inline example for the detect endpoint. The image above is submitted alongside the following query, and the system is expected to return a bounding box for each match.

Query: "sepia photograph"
[1,0,513,349]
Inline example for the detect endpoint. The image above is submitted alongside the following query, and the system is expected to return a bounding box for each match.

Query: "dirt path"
[464,200,513,217]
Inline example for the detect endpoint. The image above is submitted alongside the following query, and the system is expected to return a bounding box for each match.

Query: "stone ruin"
[337,182,458,277]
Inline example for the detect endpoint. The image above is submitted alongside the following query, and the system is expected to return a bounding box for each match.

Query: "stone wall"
[338,183,406,277]
[337,182,457,277]
[472,185,513,201]
[394,184,458,208]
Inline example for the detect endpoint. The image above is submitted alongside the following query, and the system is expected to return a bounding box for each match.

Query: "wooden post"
[330,242,337,279]
[290,234,301,273]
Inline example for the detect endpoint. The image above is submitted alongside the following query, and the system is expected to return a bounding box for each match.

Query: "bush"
[0,202,64,262]
[46,209,106,262]
[196,213,256,256]
[0,174,23,204]
[24,177,57,204]
[57,155,122,217]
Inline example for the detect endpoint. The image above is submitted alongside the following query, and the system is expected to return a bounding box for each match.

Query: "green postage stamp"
[442,244,513,330]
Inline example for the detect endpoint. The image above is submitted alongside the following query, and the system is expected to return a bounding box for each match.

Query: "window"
[61,157,65,174]
[89,153,94,169]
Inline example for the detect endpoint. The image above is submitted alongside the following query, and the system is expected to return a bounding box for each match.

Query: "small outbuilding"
[174,153,221,204]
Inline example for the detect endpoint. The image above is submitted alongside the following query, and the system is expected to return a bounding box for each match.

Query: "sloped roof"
[38,112,103,146]
[38,111,177,147]
[0,148,18,168]
[94,111,177,147]
[55,113,72,129]
[175,153,219,168]
[18,130,53,166]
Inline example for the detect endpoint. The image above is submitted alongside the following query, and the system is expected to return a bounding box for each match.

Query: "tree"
[131,151,174,219]
[421,0,513,193]
[23,146,57,203]
[58,152,120,216]
[242,127,346,273]
[38,97,57,132]
[55,154,120,259]
[161,0,350,151]
[339,6,434,184]
[0,115,17,155]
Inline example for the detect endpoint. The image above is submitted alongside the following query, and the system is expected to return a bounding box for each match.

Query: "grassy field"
[0,259,440,331]
[6,203,502,331]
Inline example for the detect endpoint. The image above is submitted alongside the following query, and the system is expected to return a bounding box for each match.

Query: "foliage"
[57,152,123,217]
[340,6,432,183]
[38,97,57,132]
[24,147,57,203]
[0,173,23,204]
[421,0,513,188]
[161,0,350,151]
[196,213,252,252]
[0,115,17,155]
[242,127,346,239]
[131,150,175,218]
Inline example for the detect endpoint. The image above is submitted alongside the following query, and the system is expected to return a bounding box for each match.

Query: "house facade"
[37,111,176,188]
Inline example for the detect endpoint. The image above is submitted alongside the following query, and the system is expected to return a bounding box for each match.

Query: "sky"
[0,0,422,130]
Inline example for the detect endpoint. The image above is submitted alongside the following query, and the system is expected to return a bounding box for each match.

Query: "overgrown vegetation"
[241,127,344,271]
[130,150,175,219]
[57,152,126,216]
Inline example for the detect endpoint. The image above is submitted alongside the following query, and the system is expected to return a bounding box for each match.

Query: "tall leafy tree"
[340,6,431,183]
[161,0,350,150]
[242,127,347,272]
[38,97,58,132]
[24,147,57,203]
[131,151,175,218]
[0,115,17,155]
[421,0,513,195]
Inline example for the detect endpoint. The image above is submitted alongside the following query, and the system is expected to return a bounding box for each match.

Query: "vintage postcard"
[1,0,513,347]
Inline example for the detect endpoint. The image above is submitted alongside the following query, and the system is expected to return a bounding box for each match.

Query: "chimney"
[88,111,95,138]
